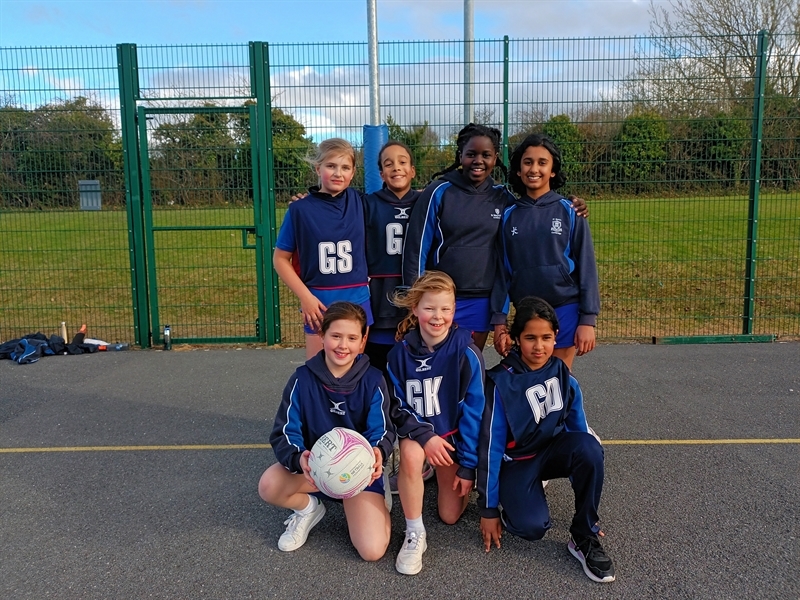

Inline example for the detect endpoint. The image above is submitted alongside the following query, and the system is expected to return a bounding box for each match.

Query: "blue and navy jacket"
[386,327,486,480]
[363,187,421,331]
[493,191,600,326]
[275,186,369,301]
[477,351,590,518]
[402,171,514,298]
[270,352,395,474]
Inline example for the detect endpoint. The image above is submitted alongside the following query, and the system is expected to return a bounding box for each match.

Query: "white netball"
[308,427,375,499]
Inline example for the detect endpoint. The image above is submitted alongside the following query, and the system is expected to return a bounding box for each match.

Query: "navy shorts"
[366,327,396,345]
[303,298,374,335]
[454,296,491,334]
[554,302,579,349]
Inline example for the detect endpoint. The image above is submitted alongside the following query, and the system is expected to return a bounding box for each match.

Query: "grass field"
[1,193,798,345]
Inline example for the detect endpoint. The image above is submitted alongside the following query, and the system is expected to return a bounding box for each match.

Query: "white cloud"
[377,0,658,40]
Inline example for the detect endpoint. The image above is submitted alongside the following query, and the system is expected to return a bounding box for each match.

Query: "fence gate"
[137,105,269,345]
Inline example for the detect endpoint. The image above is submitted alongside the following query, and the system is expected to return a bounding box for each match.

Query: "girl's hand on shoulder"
[480,517,502,552]
[568,195,589,218]
[493,324,511,357]
[300,294,326,333]
[299,450,318,490]
[370,447,383,482]
[289,191,308,203]
[423,436,455,467]
[452,475,473,498]
[574,324,596,357]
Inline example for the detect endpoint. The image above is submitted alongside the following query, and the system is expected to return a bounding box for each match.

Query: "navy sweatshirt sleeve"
[269,374,306,474]
[455,343,487,480]
[489,206,514,325]
[570,208,601,327]
[476,374,508,518]
[364,377,397,463]
[564,375,590,433]
[401,180,448,286]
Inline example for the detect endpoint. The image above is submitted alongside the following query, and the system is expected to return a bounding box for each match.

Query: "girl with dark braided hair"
[402,124,587,350]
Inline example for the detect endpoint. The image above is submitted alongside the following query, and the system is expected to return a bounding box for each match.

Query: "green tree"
[612,111,669,193]
[542,115,584,184]
[761,92,800,190]
[0,104,34,207]
[386,115,450,185]
[686,110,750,188]
[1,97,123,209]
[269,107,315,199]
[150,104,240,206]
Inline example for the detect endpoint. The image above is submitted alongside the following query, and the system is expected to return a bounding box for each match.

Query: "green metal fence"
[1,34,798,347]
[0,46,133,345]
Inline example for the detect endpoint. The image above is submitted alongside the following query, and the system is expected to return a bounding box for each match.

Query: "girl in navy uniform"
[274,138,371,359]
[401,124,511,351]
[258,302,395,561]
[403,124,588,351]
[386,271,486,575]
[492,134,599,370]
[477,296,615,583]
[363,141,421,374]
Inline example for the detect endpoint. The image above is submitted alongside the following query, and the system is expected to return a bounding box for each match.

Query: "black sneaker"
[568,535,615,583]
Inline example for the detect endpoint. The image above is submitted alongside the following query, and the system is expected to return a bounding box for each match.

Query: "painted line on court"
[603,439,800,445]
[0,439,799,454]
[0,444,272,453]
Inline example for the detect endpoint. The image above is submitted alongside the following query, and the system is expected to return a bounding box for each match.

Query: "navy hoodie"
[402,171,514,298]
[270,352,395,474]
[494,190,600,326]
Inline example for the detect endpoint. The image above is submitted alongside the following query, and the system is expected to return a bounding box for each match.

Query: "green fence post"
[502,36,510,167]
[250,42,281,344]
[117,43,150,347]
[742,30,769,335]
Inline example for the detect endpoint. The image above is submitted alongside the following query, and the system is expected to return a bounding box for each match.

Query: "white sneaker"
[277,499,326,552]
[395,530,427,575]
[588,426,602,445]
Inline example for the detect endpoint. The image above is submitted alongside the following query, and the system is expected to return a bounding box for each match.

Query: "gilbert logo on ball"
[309,428,375,499]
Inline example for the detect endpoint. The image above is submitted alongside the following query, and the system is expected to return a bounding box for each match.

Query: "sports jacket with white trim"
[477,351,589,518]
[386,326,486,481]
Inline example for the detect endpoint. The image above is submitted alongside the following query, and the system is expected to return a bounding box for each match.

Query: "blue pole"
[363,123,389,194]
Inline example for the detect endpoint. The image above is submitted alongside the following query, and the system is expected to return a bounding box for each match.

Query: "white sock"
[405,516,425,535]
[296,495,316,515]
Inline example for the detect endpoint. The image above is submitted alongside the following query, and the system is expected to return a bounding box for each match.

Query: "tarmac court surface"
[1,342,798,599]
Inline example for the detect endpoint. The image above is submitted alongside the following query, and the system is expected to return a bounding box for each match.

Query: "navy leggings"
[498,431,604,541]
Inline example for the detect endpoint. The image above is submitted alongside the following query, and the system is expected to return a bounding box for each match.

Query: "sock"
[296,495,316,515]
[405,516,425,534]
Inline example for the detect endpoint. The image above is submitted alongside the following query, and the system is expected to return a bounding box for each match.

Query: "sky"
[0,0,670,143]
[0,0,662,46]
